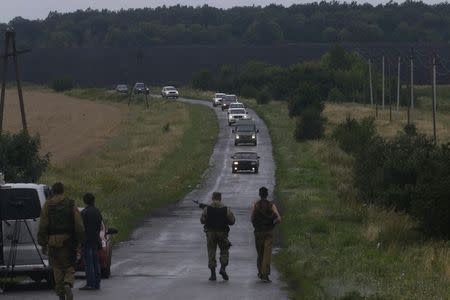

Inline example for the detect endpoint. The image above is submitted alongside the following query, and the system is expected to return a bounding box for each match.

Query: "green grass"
[247,99,450,299]
[43,89,218,242]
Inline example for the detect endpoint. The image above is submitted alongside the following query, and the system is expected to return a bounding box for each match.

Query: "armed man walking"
[251,186,281,283]
[200,192,235,281]
[38,182,85,300]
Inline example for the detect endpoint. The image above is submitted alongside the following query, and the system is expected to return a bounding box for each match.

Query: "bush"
[51,77,74,92]
[256,88,271,104]
[192,70,215,90]
[294,106,326,141]
[288,82,324,118]
[327,87,346,102]
[0,131,50,182]
[332,117,377,157]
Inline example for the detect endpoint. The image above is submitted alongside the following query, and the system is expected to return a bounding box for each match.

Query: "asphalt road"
[5,98,288,300]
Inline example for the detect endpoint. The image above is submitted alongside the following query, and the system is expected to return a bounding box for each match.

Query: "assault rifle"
[192,199,208,209]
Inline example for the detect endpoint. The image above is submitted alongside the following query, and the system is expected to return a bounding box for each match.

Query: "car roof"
[164,86,175,89]
[215,92,226,95]
[230,102,244,105]
[0,183,47,189]
[226,94,237,97]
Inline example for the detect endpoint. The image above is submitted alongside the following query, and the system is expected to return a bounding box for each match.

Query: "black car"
[221,94,238,111]
[231,152,260,173]
[233,120,259,146]
[133,82,146,94]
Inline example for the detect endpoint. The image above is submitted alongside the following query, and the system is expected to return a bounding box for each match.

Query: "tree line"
[2,1,450,48]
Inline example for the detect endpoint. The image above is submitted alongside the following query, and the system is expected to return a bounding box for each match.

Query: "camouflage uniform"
[200,200,235,270]
[38,194,84,298]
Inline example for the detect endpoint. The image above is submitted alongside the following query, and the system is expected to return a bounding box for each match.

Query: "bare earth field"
[2,89,125,165]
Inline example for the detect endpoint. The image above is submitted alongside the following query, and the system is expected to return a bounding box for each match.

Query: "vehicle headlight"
[236,135,240,139]
[233,161,239,165]
[252,134,256,139]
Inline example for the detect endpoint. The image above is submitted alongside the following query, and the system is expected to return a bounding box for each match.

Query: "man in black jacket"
[200,192,235,281]
[79,193,103,290]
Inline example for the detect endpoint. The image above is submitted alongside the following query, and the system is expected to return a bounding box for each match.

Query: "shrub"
[0,131,50,182]
[294,106,326,141]
[51,77,74,92]
[327,87,346,102]
[256,88,271,104]
[332,117,377,157]
[288,82,324,118]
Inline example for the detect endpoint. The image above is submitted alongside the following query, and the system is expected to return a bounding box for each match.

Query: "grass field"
[42,89,218,242]
[245,98,450,299]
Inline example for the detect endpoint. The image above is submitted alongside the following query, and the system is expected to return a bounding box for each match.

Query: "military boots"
[209,268,217,281]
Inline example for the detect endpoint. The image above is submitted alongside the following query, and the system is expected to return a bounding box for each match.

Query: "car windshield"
[234,152,258,159]
[0,188,41,220]
[215,93,225,98]
[117,85,127,89]
[135,83,144,88]
[165,86,176,90]
[236,125,255,132]
[230,109,246,114]
[224,95,237,101]
[230,103,244,108]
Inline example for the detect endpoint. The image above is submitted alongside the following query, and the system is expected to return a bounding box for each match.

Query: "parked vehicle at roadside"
[233,119,259,146]
[0,183,53,285]
[228,108,249,126]
[133,82,146,94]
[221,94,238,111]
[161,86,179,99]
[231,152,260,173]
[212,93,226,107]
[115,84,129,94]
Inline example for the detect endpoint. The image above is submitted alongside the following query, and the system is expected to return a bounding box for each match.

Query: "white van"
[0,183,53,284]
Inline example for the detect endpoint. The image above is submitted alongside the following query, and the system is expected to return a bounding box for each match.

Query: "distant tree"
[192,69,215,90]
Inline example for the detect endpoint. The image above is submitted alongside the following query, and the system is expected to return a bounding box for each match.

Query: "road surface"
[5,98,288,300]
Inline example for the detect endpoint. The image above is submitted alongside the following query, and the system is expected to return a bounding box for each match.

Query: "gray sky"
[0,0,444,23]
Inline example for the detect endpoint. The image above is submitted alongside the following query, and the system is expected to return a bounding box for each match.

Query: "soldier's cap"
[212,192,222,201]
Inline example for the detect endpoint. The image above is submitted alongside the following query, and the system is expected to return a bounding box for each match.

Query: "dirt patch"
[2,89,125,166]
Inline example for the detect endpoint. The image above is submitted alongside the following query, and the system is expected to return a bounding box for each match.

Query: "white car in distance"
[212,93,226,107]
[228,108,249,126]
[161,86,179,99]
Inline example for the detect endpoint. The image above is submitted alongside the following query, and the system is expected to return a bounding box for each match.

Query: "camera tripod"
[0,217,47,293]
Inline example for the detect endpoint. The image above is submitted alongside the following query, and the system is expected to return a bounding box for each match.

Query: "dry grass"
[324,102,450,142]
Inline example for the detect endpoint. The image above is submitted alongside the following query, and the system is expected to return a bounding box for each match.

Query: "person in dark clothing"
[251,187,281,283]
[200,192,235,281]
[79,193,103,291]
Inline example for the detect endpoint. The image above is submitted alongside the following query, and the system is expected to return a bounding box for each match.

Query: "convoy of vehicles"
[161,86,179,99]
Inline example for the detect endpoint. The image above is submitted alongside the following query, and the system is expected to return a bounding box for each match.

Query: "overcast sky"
[0,0,444,23]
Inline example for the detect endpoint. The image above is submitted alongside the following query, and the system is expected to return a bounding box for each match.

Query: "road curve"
[5,97,288,300]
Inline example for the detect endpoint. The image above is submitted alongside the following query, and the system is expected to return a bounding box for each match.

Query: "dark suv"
[233,120,258,146]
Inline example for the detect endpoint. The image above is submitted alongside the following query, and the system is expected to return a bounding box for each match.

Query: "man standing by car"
[38,182,85,300]
[79,193,103,291]
[200,192,235,281]
[251,187,281,283]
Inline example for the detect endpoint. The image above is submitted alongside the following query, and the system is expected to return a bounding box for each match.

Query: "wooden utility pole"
[382,55,385,110]
[396,56,401,112]
[432,54,437,144]
[369,58,374,106]
[410,48,415,122]
[0,28,30,133]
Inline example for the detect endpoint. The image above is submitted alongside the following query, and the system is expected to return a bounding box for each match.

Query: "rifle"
[192,199,208,209]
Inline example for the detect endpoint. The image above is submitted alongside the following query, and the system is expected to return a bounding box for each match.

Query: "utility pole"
[369,58,374,106]
[410,48,414,122]
[396,56,401,112]
[382,55,385,110]
[432,54,437,144]
[0,28,30,133]
[388,61,392,122]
